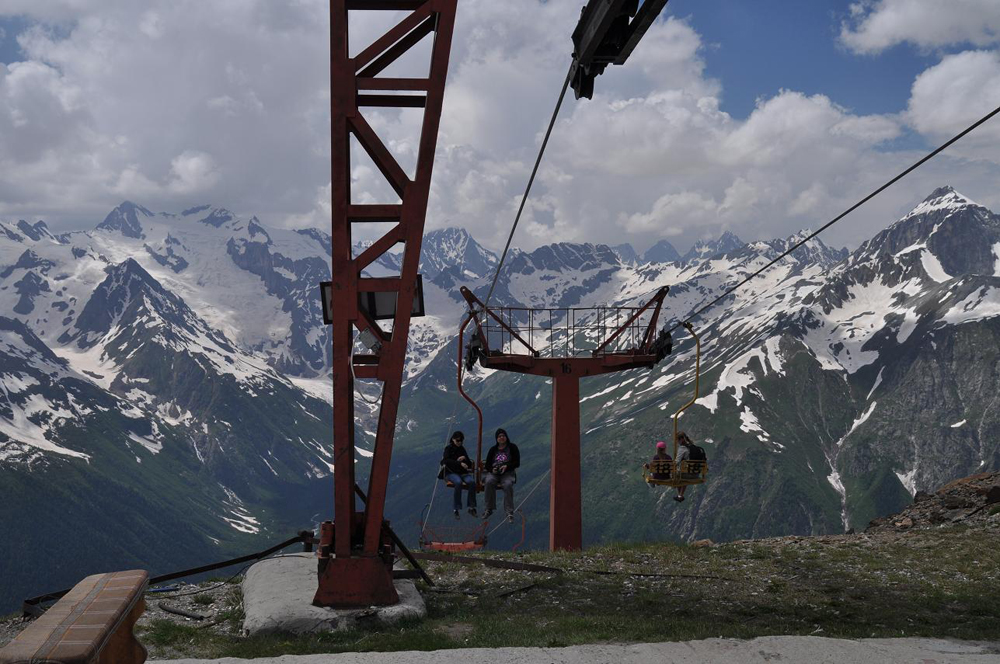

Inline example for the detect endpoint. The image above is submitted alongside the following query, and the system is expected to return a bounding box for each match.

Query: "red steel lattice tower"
[317,0,457,607]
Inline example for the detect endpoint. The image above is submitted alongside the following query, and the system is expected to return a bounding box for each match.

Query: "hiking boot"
[482,509,494,519]
[673,496,684,503]
[453,510,461,520]
[468,507,478,517]
[506,512,514,523]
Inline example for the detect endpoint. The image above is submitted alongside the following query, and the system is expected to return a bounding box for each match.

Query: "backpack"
[688,444,707,461]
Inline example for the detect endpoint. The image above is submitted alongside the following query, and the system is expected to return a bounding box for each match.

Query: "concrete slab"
[152,636,1000,663]
[240,553,425,636]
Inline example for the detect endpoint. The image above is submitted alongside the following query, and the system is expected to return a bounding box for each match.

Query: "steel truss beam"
[317,0,457,608]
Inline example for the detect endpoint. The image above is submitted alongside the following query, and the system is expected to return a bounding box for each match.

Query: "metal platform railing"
[477,305,657,358]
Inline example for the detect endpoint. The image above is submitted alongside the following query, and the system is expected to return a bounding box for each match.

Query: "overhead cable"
[483,64,574,309]
[669,102,1000,334]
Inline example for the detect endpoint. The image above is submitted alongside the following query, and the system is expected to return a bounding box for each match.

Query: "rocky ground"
[0,578,243,653]
[866,471,1000,534]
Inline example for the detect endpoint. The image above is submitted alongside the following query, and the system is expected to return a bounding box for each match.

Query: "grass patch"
[136,526,1000,658]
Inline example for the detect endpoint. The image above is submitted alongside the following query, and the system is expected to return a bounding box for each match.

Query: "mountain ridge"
[2,186,999,612]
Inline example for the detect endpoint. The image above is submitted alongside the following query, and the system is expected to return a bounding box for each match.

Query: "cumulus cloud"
[0,0,998,257]
[907,50,1000,152]
[841,0,1000,54]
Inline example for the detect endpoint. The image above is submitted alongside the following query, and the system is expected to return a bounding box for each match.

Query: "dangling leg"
[446,472,463,517]
[483,473,498,518]
[464,473,477,515]
[501,473,515,520]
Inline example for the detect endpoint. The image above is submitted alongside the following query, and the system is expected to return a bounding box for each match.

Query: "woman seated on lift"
[440,430,477,519]
[644,441,672,480]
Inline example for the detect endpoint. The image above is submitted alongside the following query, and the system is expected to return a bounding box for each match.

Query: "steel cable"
[486,468,552,538]
[483,64,574,309]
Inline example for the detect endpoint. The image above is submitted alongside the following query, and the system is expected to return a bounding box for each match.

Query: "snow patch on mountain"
[0,396,90,462]
[943,286,1000,325]
[895,466,918,497]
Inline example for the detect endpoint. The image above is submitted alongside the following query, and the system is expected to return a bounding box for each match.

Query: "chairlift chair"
[643,322,709,488]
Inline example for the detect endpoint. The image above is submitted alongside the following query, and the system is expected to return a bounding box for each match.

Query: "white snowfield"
[152,636,1000,664]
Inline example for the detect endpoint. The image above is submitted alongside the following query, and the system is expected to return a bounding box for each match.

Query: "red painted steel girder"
[320,0,457,607]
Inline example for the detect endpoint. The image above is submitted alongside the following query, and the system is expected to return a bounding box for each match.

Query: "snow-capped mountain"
[643,239,682,264]
[386,186,1000,549]
[612,243,639,265]
[681,230,744,263]
[3,186,1000,610]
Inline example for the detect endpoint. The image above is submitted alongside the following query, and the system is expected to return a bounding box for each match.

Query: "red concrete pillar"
[550,374,582,551]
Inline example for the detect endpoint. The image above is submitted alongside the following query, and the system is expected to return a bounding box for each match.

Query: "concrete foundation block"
[241,553,425,636]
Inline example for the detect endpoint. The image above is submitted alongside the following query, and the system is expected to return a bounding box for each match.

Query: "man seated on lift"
[674,431,707,502]
[483,428,520,522]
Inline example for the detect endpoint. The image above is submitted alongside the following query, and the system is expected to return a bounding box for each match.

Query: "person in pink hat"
[645,441,672,480]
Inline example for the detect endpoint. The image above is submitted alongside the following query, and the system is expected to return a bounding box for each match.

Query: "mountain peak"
[642,240,681,264]
[903,187,978,220]
[60,258,187,349]
[15,220,52,242]
[420,227,496,280]
[682,231,744,263]
[182,204,212,217]
[96,201,153,239]
[197,207,237,228]
[612,243,638,264]
[923,185,957,203]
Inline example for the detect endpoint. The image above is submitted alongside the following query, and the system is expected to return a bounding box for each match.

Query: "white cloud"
[907,49,1000,152]
[168,150,219,194]
[0,0,997,258]
[841,0,1000,54]
[620,191,717,234]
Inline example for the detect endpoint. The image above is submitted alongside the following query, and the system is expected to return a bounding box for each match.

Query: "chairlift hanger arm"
[571,0,671,99]
[457,314,486,489]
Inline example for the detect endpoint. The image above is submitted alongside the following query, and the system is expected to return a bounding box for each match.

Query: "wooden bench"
[0,570,148,664]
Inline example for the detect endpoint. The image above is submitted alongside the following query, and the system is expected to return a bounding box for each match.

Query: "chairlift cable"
[667,102,1000,336]
[420,476,441,541]
[486,468,552,538]
[483,64,574,310]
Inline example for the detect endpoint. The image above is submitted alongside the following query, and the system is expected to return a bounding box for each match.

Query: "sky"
[0,0,999,255]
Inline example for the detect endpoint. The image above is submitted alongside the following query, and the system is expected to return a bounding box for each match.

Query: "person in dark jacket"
[440,430,477,518]
[483,428,520,522]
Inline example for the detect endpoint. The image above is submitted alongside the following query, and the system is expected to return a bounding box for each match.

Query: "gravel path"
[150,636,1000,664]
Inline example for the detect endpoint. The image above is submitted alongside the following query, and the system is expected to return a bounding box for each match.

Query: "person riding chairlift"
[483,428,520,522]
[440,430,477,519]
[673,431,706,502]
[644,441,672,480]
